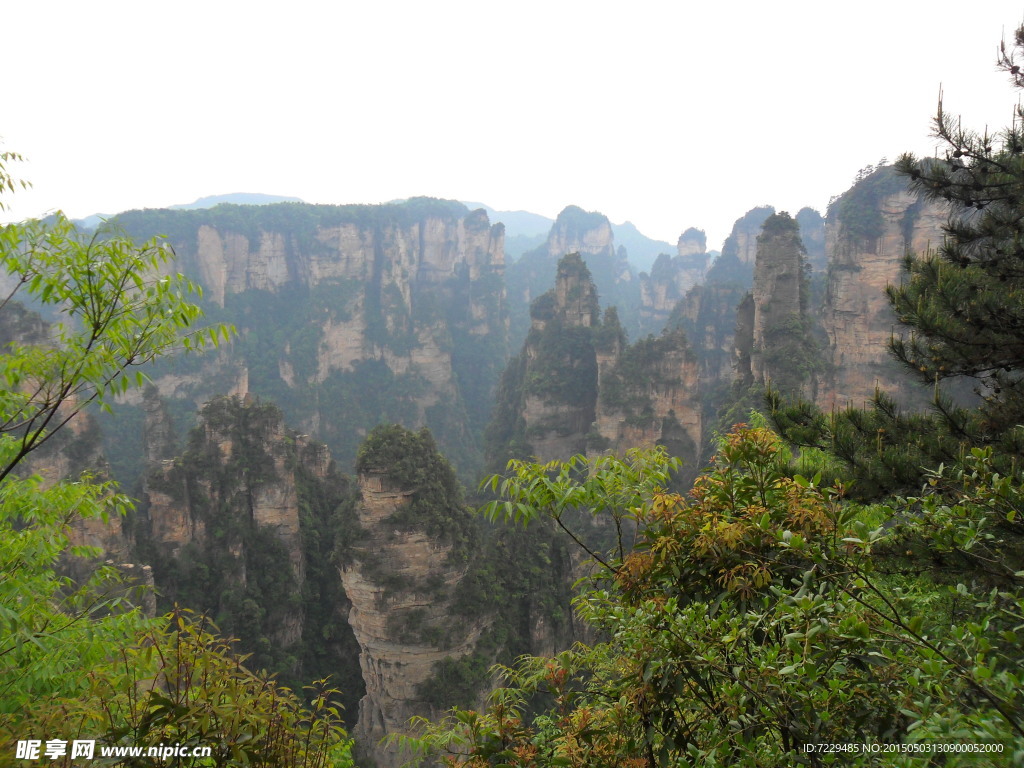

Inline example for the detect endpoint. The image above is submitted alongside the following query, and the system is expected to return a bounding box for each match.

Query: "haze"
[4,0,1024,248]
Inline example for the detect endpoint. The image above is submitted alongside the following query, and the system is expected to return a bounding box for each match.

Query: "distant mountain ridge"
[73,192,305,230]
[76,194,674,273]
[169,192,305,210]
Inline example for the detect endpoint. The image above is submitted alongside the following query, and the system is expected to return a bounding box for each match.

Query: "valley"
[23,162,951,765]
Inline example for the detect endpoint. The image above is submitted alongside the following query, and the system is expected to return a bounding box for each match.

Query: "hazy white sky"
[4,1,1024,249]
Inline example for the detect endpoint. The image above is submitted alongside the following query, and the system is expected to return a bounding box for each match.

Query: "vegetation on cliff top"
[109,195,506,483]
[826,163,914,250]
[113,196,470,251]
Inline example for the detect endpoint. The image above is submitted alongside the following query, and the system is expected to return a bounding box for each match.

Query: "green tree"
[401,429,1024,767]
[770,26,1024,498]
[0,211,230,481]
[0,151,353,766]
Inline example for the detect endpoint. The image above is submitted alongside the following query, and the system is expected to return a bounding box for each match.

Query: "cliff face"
[797,207,827,272]
[342,426,490,768]
[817,169,947,408]
[592,323,702,472]
[658,175,945,456]
[638,228,710,334]
[141,395,364,712]
[488,254,703,472]
[668,208,768,390]
[144,398,310,644]
[343,471,482,768]
[721,206,775,271]
[747,212,811,392]
[518,254,601,462]
[113,200,507,477]
[545,207,616,263]
[145,397,306,570]
[163,205,503,312]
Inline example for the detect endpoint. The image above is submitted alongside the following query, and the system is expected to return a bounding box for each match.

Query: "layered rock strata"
[341,428,487,768]
[638,227,710,334]
[817,170,947,408]
[113,200,508,475]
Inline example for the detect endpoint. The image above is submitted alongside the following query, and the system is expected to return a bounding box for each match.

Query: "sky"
[4,1,1024,250]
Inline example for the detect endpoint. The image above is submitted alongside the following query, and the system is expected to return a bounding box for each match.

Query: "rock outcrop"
[517,254,601,462]
[796,207,827,273]
[341,425,489,768]
[721,206,775,271]
[746,212,811,392]
[638,227,710,334]
[488,254,703,472]
[592,316,702,473]
[817,168,947,408]
[667,208,769,391]
[145,397,307,571]
[141,395,363,700]
[506,206,640,346]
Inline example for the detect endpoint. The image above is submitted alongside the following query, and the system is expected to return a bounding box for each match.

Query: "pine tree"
[771,24,1024,497]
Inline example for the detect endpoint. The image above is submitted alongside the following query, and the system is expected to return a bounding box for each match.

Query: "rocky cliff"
[797,207,827,273]
[721,206,775,272]
[488,253,703,472]
[667,208,770,391]
[638,227,710,334]
[517,253,600,462]
[592,315,702,474]
[506,206,639,346]
[112,199,508,479]
[817,167,947,408]
[140,395,364,712]
[342,425,491,768]
[664,171,943,447]
[746,212,813,393]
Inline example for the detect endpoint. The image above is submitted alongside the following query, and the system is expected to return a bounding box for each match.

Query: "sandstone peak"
[677,227,707,257]
[553,252,601,329]
[747,211,810,391]
[721,205,775,265]
[547,205,615,260]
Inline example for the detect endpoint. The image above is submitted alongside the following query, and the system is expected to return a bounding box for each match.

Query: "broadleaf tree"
[0,150,354,766]
[400,428,1024,767]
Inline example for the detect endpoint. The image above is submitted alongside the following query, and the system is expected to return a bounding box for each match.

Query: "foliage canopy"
[403,428,1024,767]
[0,151,353,766]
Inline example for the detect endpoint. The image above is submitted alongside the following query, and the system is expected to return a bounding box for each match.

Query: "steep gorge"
[48,168,957,762]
